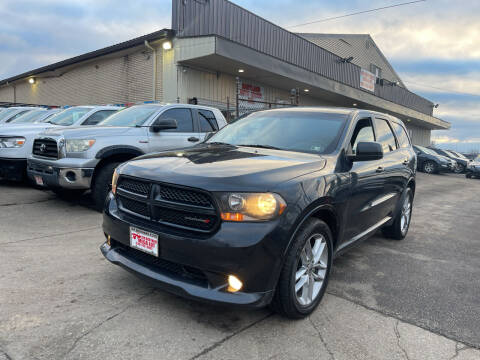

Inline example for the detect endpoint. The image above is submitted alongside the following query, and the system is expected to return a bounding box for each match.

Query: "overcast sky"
[1,0,479,151]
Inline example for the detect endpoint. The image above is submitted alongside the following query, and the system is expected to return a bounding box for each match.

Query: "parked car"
[0,105,121,181]
[101,107,416,318]
[466,158,480,179]
[27,104,227,210]
[0,107,39,124]
[413,145,455,174]
[7,108,61,125]
[429,148,469,173]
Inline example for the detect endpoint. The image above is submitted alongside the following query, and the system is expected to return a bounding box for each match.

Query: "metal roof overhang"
[176,36,449,130]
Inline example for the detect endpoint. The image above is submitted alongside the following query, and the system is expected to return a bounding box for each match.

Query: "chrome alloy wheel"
[400,195,412,235]
[295,234,328,306]
[424,162,435,173]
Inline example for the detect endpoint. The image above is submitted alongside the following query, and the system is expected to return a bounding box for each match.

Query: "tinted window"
[351,118,375,153]
[391,121,410,148]
[157,108,194,132]
[374,118,397,153]
[198,109,218,132]
[208,111,347,154]
[82,110,117,125]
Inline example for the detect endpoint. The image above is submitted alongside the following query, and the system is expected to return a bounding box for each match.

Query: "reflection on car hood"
[121,144,327,191]
[41,126,133,139]
[0,123,55,135]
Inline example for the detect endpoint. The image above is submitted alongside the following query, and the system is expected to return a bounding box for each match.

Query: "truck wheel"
[466,173,472,179]
[271,218,333,319]
[382,188,413,240]
[51,187,85,199]
[423,161,436,174]
[92,162,120,212]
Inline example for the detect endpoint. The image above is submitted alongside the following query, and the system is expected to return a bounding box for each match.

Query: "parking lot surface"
[1,173,479,360]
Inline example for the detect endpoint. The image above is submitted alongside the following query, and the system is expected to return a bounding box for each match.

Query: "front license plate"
[130,227,159,257]
[34,175,44,186]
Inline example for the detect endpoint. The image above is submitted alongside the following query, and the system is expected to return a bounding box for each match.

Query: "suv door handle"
[376,166,385,173]
[188,137,200,142]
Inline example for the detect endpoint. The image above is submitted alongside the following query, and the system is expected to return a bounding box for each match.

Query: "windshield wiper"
[238,144,283,150]
[207,142,232,146]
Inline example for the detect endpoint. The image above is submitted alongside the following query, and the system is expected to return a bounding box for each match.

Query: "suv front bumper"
[27,158,95,189]
[0,158,27,181]
[101,192,288,308]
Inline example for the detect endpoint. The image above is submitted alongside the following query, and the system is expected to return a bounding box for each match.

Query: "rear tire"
[91,162,120,212]
[271,218,333,319]
[466,173,472,179]
[423,161,436,174]
[382,188,413,240]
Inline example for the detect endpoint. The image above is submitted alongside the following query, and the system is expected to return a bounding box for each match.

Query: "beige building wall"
[406,123,431,147]
[0,45,165,106]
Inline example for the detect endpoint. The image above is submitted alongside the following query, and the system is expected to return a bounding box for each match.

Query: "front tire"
[382,188,413,240]
[454,164,465,174]
[91,162,120,212]
[272,218,333,319]
[423,161,436,174]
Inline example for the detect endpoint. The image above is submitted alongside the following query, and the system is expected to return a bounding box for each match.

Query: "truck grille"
[33,138,58,158]
[116,177,219,233]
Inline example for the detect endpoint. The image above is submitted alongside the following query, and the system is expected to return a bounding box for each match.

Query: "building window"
[370,64,382,79]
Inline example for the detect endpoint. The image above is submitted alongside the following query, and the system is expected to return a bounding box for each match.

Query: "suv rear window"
[374,118,397,153]
[391,121,410,148]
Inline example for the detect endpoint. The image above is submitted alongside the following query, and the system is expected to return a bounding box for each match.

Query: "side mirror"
[151,118,177,133]
[349,142,383,162]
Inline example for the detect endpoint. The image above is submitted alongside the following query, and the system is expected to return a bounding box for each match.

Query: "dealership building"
[0,0,449,145]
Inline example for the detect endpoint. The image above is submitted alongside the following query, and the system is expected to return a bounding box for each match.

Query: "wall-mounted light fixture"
[303,89,309,92]
[28,78,36,84]
[238,69,245,73]
[162,41,173,50]
[352,103,358,107]
[433,104,439,108]
[339,56,354,63]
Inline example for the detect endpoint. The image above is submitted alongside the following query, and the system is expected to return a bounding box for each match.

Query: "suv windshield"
[98,106,160,127]
[9,110,46,124]
[49,107,90,126]
[208,110,348,154]
[0,108,19,121]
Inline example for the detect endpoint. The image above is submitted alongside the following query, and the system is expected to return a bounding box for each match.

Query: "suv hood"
[0,123,55,135]
[42,126,133,138]
[120,144,327,192]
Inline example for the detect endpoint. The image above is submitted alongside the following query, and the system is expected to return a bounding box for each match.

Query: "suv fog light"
[66,171,76,182]
[227,275,243,292]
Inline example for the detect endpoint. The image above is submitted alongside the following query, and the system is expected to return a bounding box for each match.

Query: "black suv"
[101,108,416,318]
[429,148,469,173]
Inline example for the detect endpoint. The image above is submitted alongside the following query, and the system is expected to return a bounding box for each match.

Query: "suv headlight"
[216,192,287,222]
[111,168,120,195]
[65,139,96,152]
[0,137,26,148]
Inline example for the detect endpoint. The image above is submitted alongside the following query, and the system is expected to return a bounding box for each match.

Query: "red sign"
[360,69,376,92]
[239,82,264,102]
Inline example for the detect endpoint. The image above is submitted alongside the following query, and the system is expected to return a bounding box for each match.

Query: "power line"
[288,0,427,29]
[403,80,480,97]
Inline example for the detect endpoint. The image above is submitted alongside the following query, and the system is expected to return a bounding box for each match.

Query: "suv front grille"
[33,138,58,158]
[116,177,219,233]
[113,240,208,286]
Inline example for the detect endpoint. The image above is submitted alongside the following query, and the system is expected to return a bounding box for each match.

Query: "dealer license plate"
[34,175,44,186]
[129,227,159,257]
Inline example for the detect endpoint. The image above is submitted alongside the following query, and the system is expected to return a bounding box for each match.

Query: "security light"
[28,78,36,84]
[340,56,354,63]
[238,69,245,73]
[162,41,172,50]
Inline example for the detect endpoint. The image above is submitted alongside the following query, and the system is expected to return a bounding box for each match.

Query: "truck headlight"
[217,192,286,222]
[0,137,26,148]
[65,139,96,152]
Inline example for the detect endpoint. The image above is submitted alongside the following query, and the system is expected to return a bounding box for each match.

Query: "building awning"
[176,36,450,130]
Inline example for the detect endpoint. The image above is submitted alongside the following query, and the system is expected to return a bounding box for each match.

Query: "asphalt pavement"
[0,173,479,360]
